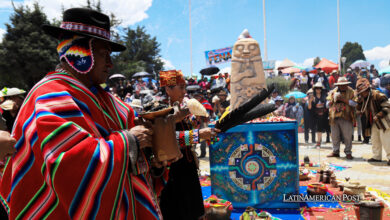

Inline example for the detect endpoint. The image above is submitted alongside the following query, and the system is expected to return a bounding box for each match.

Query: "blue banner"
[205,47,232,66]
[263,60,276,70]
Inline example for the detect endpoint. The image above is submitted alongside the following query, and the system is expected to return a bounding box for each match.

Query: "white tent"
[277,58,296,70]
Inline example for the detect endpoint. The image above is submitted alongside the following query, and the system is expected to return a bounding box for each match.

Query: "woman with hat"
[0,87,26,132]
[355,78,390,165]
[158,70,218,219]
[303,89,316,144]
[308,82,329,147]
[0,8,162,219]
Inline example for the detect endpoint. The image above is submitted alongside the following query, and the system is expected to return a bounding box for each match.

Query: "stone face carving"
[230,29,266,110]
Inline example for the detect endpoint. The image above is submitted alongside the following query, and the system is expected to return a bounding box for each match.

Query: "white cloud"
[21,0,152,27]
[0,28,5,43]
[300,57,314,67]
[219,66,231,74]
[160,58,175,70]
[364,44,390,61]
[0,0,12,8]
[379,59,390,69]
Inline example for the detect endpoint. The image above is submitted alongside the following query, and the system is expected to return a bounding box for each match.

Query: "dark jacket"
[313,75,330,91]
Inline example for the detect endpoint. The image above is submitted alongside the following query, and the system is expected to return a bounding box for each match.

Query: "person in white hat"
[0,87,26,131]
[328,70,339,89]
[327,77,357,160]
[308,82,330,147]
[129,99,143,116]
[303,89,316,143]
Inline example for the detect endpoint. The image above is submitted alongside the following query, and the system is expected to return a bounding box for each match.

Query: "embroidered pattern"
[60,22,110,40]
[57,36,94,74]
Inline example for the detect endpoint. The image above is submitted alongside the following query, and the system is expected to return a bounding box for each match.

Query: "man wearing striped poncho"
[0,8,162,220]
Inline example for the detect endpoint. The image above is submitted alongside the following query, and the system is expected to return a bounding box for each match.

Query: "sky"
[1,0,390,77]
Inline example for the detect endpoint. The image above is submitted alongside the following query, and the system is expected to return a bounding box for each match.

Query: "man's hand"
[129,125,153,149]
[0,131,16,160]
[337,96,348,104]
[199,128,220,141]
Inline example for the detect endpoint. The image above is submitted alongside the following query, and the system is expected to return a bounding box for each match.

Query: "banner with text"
[205,47,232,66]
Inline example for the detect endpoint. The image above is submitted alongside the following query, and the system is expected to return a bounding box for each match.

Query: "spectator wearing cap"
[273,96,285,116]
[355,78,390,165]
[328,70,339,89]
[327,77,357,160]
[345,68,357,89]
[313,70,330,91]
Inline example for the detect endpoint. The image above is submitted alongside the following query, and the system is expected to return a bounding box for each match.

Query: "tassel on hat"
[238,29,252,40]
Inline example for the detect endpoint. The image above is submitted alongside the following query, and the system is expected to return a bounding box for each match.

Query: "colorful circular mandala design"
[245,160,260,175]
[228,143,277,191]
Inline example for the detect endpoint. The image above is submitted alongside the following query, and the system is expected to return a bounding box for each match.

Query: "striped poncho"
[0,71,162,219]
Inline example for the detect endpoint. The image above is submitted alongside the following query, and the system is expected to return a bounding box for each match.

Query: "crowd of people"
[269,66,390,163]
[110,63,390,167]
[0,7,389,220]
